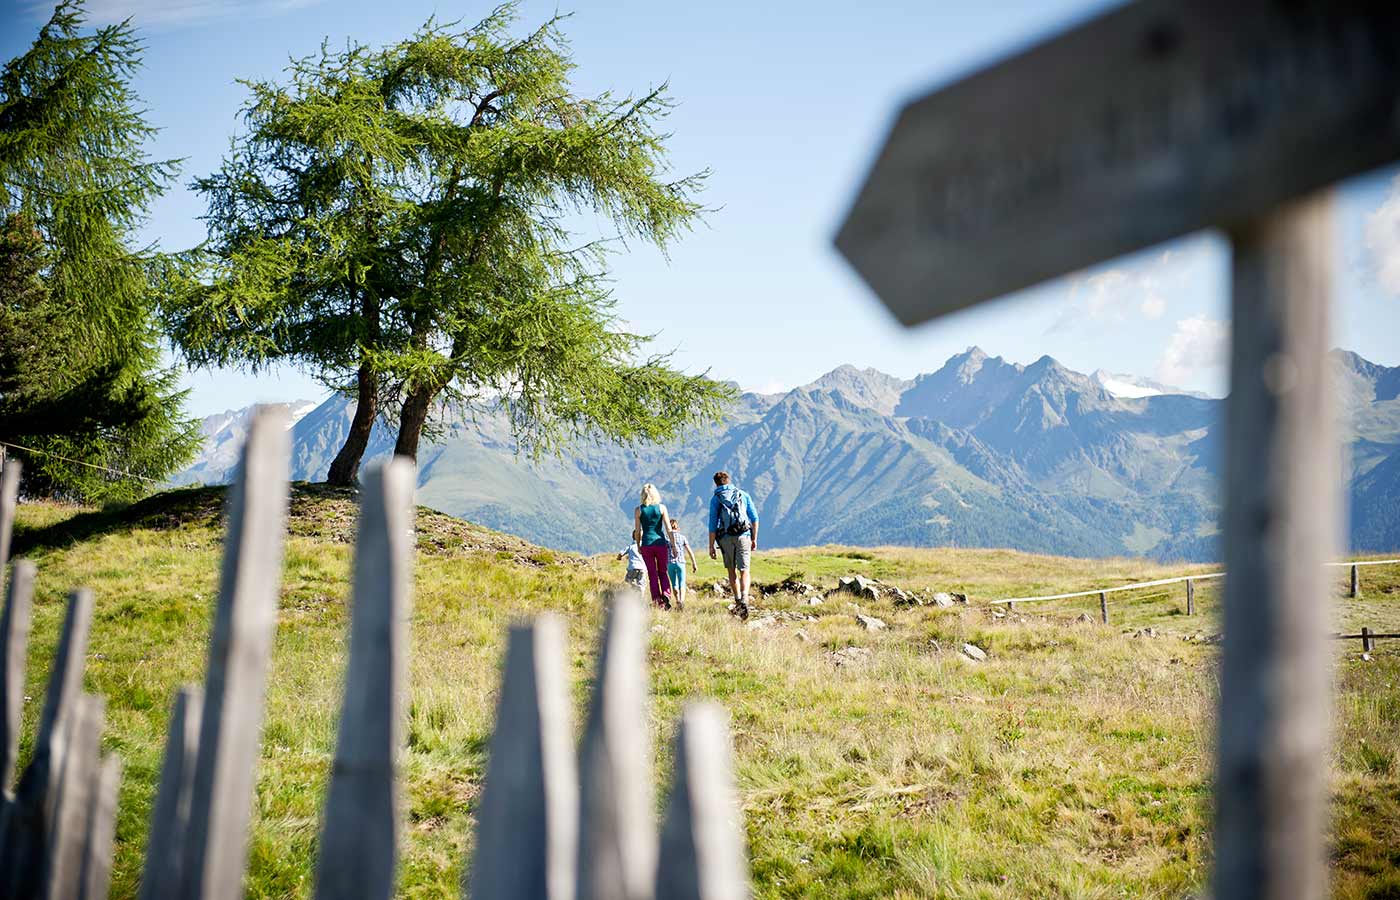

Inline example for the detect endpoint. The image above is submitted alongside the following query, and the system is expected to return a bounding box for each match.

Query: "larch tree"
[164,5,733,485]
[0,1,200,500]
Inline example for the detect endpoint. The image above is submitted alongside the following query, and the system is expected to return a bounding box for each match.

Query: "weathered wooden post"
[1099,592,1108,625]
[0,459,19,582]
[0,588,95,895]
[314,458,415,900]
[1350,564,1360,599]
[0,561,34,800]
[1361,627,1374,654]
[139,686,203,900]
[1185,578,1195,616]
[834,4,1400,898]
[467,615,577,900]
[577,591,655,900]
[178,406,290,900]
[655,703,748,900]
[43,691,104,898]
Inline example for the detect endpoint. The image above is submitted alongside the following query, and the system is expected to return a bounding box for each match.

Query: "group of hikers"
[616,471,760,619]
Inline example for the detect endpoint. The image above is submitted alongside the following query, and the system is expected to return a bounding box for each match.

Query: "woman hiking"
[633,483,677,608]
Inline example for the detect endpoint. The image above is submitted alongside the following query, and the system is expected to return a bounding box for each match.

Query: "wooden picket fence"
[0,408,749,899]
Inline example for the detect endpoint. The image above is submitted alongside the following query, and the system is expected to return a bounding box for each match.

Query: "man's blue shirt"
[708,485,759,534]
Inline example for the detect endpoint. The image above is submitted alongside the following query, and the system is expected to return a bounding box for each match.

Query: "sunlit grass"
[9,493,1400,898]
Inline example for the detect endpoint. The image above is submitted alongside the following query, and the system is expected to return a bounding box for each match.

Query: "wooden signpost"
[836,3,1400,898]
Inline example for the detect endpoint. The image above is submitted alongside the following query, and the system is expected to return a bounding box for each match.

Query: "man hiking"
[708,471,759,619]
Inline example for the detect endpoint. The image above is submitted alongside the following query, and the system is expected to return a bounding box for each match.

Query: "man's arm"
[746,492,760,549]
[708,494,719,558]
[686,541,699,571]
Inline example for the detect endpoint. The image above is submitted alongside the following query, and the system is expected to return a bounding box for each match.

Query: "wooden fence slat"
[1,560,35,797]
[1214,194,1335,900]
[467,614,578,900]
[1350,564,1360,599]
[0,459,19,581]
[0,587,96,895]
[314,459,415,900]
[1099,592,1108,625]
[138,686,203,900]
[1185,578,1195,617]
[577,590,655,900]
[179,406,290,900]
[43,692,104,900]
[655,703,748,900]
[79,753,122,900]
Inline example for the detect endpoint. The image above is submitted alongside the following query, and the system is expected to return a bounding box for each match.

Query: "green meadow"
[9,486,1400,899]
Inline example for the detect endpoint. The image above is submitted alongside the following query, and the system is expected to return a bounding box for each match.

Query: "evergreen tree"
[0,2,200,500]
[164,5,732,484]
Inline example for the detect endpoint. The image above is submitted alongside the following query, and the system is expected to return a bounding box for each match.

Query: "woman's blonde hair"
[640,483,661,506]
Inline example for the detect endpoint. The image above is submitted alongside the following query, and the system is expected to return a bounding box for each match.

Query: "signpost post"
[835,3,1400,898]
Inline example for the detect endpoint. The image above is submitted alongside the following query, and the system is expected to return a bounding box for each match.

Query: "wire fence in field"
[990,558,1400,624]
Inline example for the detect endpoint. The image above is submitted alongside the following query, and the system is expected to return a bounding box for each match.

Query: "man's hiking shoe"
[734,600,749,621]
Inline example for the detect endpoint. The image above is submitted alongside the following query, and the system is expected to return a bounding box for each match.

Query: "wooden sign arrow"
[835,0,1400,325]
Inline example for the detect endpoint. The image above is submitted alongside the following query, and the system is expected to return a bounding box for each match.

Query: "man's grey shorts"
[717,533,752,571]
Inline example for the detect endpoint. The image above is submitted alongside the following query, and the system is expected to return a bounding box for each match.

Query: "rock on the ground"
[804,595,824,606]
[829,646,873,666]
[746,615,778,630]
[859,585,881,602]
[961,643,988,661]
[795,629,811,642]
[855,613,887,631]
[891,587,917,605]
[931,592,955,608]
[838,575,857,592]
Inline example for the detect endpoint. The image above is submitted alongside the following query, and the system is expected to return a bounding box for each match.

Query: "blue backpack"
[715,487,751,536]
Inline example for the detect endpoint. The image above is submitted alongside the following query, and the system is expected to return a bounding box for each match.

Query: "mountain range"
[174,348,1400,560]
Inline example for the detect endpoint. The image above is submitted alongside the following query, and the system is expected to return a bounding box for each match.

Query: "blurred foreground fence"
[0,408,748,899]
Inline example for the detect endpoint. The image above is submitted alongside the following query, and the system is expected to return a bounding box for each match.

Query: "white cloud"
[749,380,789,396]
[1365,174,1400,296]
[1050,250,1176,332]
[1156,316,1229,388]
[22,0,323,29]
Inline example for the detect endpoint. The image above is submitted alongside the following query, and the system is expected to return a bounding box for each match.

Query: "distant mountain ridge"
[176,349,1400,559]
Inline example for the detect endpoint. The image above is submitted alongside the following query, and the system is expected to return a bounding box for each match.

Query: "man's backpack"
[715,487,751,536]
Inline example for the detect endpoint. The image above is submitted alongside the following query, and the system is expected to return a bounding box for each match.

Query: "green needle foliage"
[0,1,200,501]
[165,4,734,484]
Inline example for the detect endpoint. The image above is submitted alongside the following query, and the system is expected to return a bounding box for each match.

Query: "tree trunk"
[394,383,436,462]
[327,365,378,485]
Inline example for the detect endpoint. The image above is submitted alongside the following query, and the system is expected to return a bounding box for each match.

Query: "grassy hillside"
[9,487,1400,898]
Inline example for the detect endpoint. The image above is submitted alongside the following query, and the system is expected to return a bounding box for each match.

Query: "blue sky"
[8,0,1400,415]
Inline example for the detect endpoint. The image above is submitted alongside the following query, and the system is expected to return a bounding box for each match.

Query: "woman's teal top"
[638,504,668,546]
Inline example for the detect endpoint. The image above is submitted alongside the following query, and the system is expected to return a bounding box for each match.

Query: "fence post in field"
[1,561,35,800]
[314,459,415,900]
[1361,627,1374,654]
[81,752,122,900]
[577,592,655,900]
[1098,592,1108,625]
[467,615,578,900]
[0,459,19,581]
[0,587,95,895]
[1350,564,1360,599]
[655,703,748,900]
[42,692,104,899]
[1185,579,1195,616]
[179,406,290,900]
[139,686,203,900]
